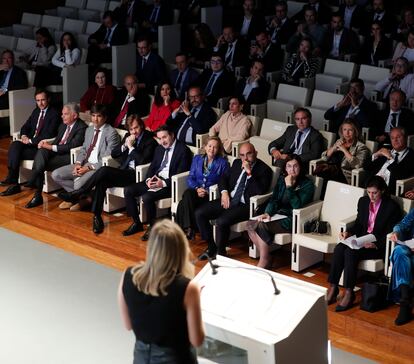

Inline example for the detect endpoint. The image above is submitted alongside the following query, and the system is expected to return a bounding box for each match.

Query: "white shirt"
[87,125,105,164]
[242,77,259,101]
[158,140,177,180]
[290,127,311,155]
[330,30,343,58]
[375,148,408,185]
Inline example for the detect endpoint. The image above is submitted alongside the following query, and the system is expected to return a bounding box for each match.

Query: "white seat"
[63,19,86,34]
[9,87,36,135]
[0,35,17,51]
[359,65,390,98]
[108,1,121,11]
[66,0,87,8]
[308,90,344,131]
[21,12,42,27]
[12,24,35,39]
[287,1,305,18]
[40,15,64,31]
[85,21,101,35]
[230,115,262,157]
[291,181,366,272]
[86,0,108,12]
[56,6,79,19]
[78,9,101,22]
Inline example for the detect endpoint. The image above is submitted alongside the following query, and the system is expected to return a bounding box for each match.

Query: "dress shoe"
[335,291,355,312]
[141,227,152,241]
[25,192,43,208]
[198,248,217,261]
[59,201,73,210]
[21,180,37,189]
[58,191,78,203]
[92,215,104,234]
[69,203,81,211]
[0,184,21,196]
[395,304,412,326]
[122,221,144,236]
[0,176,13,186]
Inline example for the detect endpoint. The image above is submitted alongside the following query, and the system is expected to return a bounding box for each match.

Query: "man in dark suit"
[193,52,235,107]
[14,103,87,208]
[268,107,324,169]
[375,90,414,146]
[166,86,217,146]
[324,13,360,60]
[135,36,166,94]
[235,59,269,113]
[87,10,129,67]
[58,115,158,233]
[0,50,28,110]
[214,25,249,72]
[169,52,199,100]
[123,125,193,239]
[138,0,173,41]
[292,0,332,25]
[338,0,366,31]
[178,0,216,25]
[113,0,147,27]
[0,90,60,191]
[267,1,296,45]
[249,31,283,73]
[233,0,266,41]
[195,142,272,259]
[366,127,414,195]
[361,0,396,36]
[324,78,378,134]
[112,74,150,127]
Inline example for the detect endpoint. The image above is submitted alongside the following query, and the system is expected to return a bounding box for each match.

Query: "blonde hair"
[203,136,225,157]
[131,220,195,296]
[338,118,361,143]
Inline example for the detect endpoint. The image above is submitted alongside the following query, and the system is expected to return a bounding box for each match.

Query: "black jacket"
[53,119,88,154]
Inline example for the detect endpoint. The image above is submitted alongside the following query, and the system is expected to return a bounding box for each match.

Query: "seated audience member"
[52,104,120,210]
[233,0,266,41]
[292,0,332,25]
[375,57,414,101]
[324,78,377,134]
[187,23,216,69]
[249,31,283,73]
[58,115,157,233]
[113,0,146,27]
[86,10,128,67]
[176,137,229,240]
[392,28,414,63]
[0,50,28,110]
[135,36,166,93]
[118,219,204,364]
[138,0,173,41]
[324,13,359,60]
[366,127,414,195]
[267,1,296,45]
[195,142,272,259]
[123,125,193,238]
[179,0,215,25]
[359,21,393,66]
[235,60,269,112]
[281,38,319,86]
[27,28,56,88]
[327,176,401,312]
[375,90,414,146]
[80,68,117,113]
[338,0,366,30]
[361,0,396,36]
[0,90,60,189]
[50,32,81,85]
[247,155,314,268]
[166,86,216,146]
[390,208,414,325]
[268,107,324,169]
[395,7,414,42]
[194,53,235,107]
[209,96,251,154]
[286,7,327,56]
[145,82,181,131]
[112,74,150,128]
[315,120,370,184]
[5,104,87,208]
[169,52,199,101]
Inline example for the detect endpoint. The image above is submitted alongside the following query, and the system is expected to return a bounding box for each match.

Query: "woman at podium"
[118,219,204,363]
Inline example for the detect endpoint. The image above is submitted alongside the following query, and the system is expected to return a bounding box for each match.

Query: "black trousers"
[195,199,250,254]
[175,188,208,231]
[328,243,384,289]
[7,141,38,182]
[29,149,71,191]
[124,181,171,225]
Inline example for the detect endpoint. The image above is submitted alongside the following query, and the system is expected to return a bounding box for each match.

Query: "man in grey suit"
[268,107,324,169]
[53,104,120,210]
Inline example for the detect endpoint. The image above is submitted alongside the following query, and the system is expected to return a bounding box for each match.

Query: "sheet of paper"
[250,214,287,222]
[398,239,414,249]
[340,234,376,250]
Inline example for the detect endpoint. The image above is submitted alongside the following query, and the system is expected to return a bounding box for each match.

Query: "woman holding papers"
[327,176,401,312]
[389,209,414,325]
[118,220,204,363]
[247,155,314,269]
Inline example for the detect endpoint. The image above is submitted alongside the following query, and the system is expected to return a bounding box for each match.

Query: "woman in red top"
[145,82,181,131]
[80,68,116,112]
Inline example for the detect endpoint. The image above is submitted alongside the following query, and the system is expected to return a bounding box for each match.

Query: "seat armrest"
[343,53,357,62]
[234,66,246,78]
[299,77,315,89]
[135,163,151,182]
[396,176,414,197]
[384,233,396,276]
[351,167,368,187]
[249,192,272,218]
[370,90,382,102]
[408,98,414,111]
[361,127,370,142]
[337,81,350,95]
[232,139,249,157]
[250,103,266,119]
[70,146,83,164]
[12,132,20,141]
[171,171,190,205]
[286,110,293,123]
[323,120,330,131]
[209,184,218,200]
[196,133,209,149]
[378,58,392,68]
[102,155,120,168]
[292,200,323,233]
[266,70,282,83]
[338,214,357,233]
[309,158,324,175]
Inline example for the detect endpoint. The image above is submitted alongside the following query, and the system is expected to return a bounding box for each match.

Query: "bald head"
[239,142,257,164]
[124,74,138,95]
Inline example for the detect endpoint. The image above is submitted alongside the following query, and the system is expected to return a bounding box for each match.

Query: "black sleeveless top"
[122,267,195,363]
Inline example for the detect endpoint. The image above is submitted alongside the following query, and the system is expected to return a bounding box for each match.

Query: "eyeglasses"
[189,94,201,99]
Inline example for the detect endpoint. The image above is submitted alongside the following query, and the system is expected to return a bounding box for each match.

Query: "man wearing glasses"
[193,52,235,107]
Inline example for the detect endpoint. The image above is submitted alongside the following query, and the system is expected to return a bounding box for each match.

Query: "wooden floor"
[1,137,414,363]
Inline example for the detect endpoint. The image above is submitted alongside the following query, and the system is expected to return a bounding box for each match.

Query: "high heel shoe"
[335,291,355,312]
[326,285,339,305]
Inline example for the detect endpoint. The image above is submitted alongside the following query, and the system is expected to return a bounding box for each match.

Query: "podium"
[194,256,328,364]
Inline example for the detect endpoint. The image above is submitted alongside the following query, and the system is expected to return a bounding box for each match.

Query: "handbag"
[360,276,390,312]
[304,219,329,234]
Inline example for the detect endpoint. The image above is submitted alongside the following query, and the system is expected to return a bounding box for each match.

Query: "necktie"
[82,129,101,165]
[120,138,137,170]
[204,73,217,96]
[141,57,146,70]
[103,28,111,44]
[390,113,398,128]
[175,72,183,93]
[150,6,160,23]
[177,108,196,142]
[157,147,171,173]
[225,43,233,65]
[59,125,72,145]
[34,110,45,138]
[394,152,399,163]
[231,171,248,207]
[295,131,303,151]
[114,96,130,127]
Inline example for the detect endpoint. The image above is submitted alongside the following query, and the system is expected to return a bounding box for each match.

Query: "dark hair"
[255,30,270,38]
[349,77,365,89]
[59,32,78,54]
[365,175,388,196]
[137,35,151,46]
[294,107,312,120]
[331,12,343,20]
[155,124,174,135]
[283,154,306,179]
[35,27,54,48]
[90,104,108,118]
[175,51,188,59]
[94,67,108,84]
[228,95,245,106]
[126,114,145,130]
[102,10,115,21]
[34,88,50,98]
[275,1,288,10]
[298,37,314,54]
[194,23,216,48]
[154,82,177,106]
[210,51,223,61]
[404,28,414,47]
[389,89,407,103]
[303,5,317,16]
[250,59,265,68]
[1,49,14,60]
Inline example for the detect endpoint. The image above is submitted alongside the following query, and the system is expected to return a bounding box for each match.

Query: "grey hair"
[63,102,80,114]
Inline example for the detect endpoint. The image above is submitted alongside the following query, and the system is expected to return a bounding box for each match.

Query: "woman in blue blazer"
[176,136,229,240]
